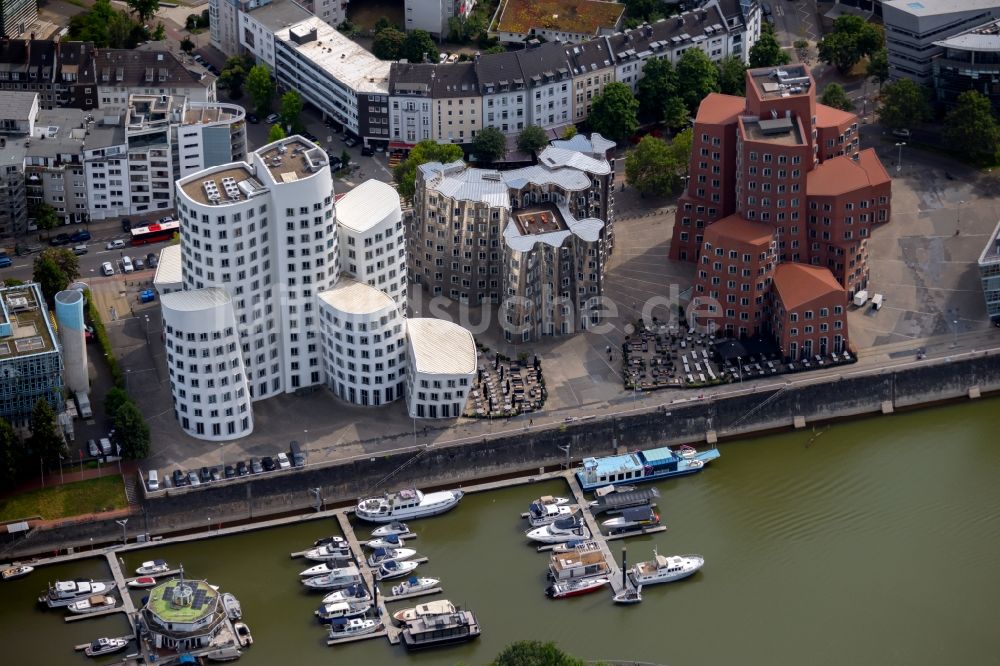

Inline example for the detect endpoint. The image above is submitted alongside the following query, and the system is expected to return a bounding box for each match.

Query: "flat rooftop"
[276,17,390,94]
[317,278,396,315]
[180,164,261,206]
[182,103,243,125]
[257,136,328,184]
[749,65,813,101]
[144,579,218,623]
[0,283,58,360]
[495,0,625,35]
[513,204,568,236]
[742,116,804,145]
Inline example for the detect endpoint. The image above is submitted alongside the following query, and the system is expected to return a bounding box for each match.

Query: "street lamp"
[116,518,129,544]
[144,314,151,345]
[955,200,966,236]
[895,142,906,173]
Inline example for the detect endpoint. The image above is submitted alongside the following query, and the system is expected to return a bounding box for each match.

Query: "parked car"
[146,252,158,268]
[199,466,212,483]
[139,289,156,303]
[159,216,173,224]
[133,256,145,270]
[235,460,249,476]
[172,469,187,487]
[147,470,159,491]
[250,457,263,474]
[70,230,91,242]
[265,113,280,124]
[361,145,374,157]
[262,456,276,472]
[328,158,342,171]
[87,439,100,457]
[209,467,221,481]
[187,470,201,486]
[892,128,911,139]
[107,239,126,250]
[247,113,259,124]
[121,218,132,232]
[344,137,357,148]
[276,452,291,469]
[72,245,88,255]
[224,465,236,479]
[0,253,11,268]
[99,438,112,456]
[446,53,459,63]
[50,233,71,246]
[101,261,114,276]
[289,440,305,467]
[122,256,134,273]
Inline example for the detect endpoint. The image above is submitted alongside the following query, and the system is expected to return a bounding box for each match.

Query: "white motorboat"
[204,646,242,662]
[613,585,643,604]
[364,533,407,550]
[375,559,419,581]
[390,576,440,598]
[234,621,253,647]
[321,583,371,605]
[392,599,456,624]
[67,594,117,614]
[1,564,34,581]
[303,543,353,563]
[527,503,576,527]
[551,539,597,554]
[525,495,570,522]
[128,576,157,589]
[222,592,242,620]
[525,516,591,544]
[355,488,464,523]
[370,521,411,538]
[601,506,660,531]
[328,617,382,639]
[84,637,129,657]
[630,549,704,586]
[545,576,609,599]
[313,535,349,548]
[135,559,170,575]
[315,599,373,623]
[302,566,363,590]
[40,580,112,608]
[366,546,417,567]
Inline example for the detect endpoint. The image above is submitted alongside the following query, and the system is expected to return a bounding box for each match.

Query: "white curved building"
[404,317,477,419]
[317,278,406,407]
[175,135,336,402]
[336,180,407,307]
[161,288,253,440]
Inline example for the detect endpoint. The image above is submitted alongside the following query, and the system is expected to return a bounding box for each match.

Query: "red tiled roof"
[695,93,745,125]
[815,102,855,129]
[704,214,773,247]
[772,263,844,311]
[806,149,890,196]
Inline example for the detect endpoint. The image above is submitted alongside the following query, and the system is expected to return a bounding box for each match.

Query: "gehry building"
[163,135,476,440]
[670,65,892,360]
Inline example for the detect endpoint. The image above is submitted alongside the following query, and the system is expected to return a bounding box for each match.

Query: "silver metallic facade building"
[979,220,1000,322]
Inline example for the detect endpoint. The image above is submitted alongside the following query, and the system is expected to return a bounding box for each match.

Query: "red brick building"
[771,264,848,359]
[671,64,892,360]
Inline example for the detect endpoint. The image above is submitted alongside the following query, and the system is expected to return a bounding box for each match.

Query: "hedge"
[83,288,125,389]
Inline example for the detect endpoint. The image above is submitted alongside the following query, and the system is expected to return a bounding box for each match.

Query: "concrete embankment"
[6,351,1000,559]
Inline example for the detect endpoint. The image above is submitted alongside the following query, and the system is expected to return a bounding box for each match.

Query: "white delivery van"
[74,391,93,418]
[853,290,868,307]
[871,293,884,311]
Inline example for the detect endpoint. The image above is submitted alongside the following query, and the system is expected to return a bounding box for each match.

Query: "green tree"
[402,29,437,64]
[867,47,889,90]
[372,27,405,60]
[246,64,275,118]
[126,0,159,23]
[472,126,507,163]
[492,640,586,666]
[588,82,639,144]
[944,90,1000,164]
[29,399,64,468]
[152,23,166,40]
[878,78,931,131]
[373,17,392,34]
[104,387,132,422]
[623,0,663,25]
[820,83,854,112]
[561,125,577,140]
[818,14,884,74]
[517,124,549,153]
[669,127,693,170]
[636,57,676,121]
[341,149,351,169]
[268,123,286,142]
[219,56,247,99]
[32,249,79,305]
[0,417,23,492]
[279,90,303,132]
[717,56,747,96]
[180,37,195,53]
[393,140,464,198]
[676,48,720,114]
[749,23,791,68]
[484,44,506,55]
[625,135,678,197]
[68,0,149,48]
[113,401,150,459]
[31,203,59,235]
[185,13,198,30]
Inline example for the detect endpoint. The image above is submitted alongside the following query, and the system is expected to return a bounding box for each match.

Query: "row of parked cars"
[49,230,91,246]
[151,442,306,491]
[101,252,159,276]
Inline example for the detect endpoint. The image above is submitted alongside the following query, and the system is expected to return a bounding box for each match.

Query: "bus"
[130,220,180,246]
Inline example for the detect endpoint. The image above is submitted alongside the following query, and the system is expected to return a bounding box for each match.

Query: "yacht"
[375,559,419,581]
[527,503,576,527]
[551,539,597,554]
[300,562,355,577]
[135,560,170,575]
[400,609,480,650]
[328,617,382,639]
[302,566,363,590]
[303,543,353,563]
[315,599,373,623]
[366,546,417,567]
[545,577,609,599]
[370,521,411,538]
[601,506,660,531]
[321,583,371,605]
[1,564,33,581]
[84,637,129,657]
[355,488,464,523]
[364,533,407,549]
[389,576,440,598]
[613,585,643,605]
[222,592,242,620]
[234,621,253,647]
[40,580,112,608]
[67,595,117,614]
[313,535,349,548]
[392,599,456,624]
[630,549,704,586]
[203,646,242,662]
[525,515,591,544]
[128,576,157,589]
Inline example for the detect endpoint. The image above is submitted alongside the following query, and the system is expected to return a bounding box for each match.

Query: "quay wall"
[6,352,1000,559]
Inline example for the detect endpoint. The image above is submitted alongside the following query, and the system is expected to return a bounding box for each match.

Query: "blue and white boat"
[576,445,720,492]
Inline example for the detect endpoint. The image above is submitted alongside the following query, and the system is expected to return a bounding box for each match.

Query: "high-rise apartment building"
[0,282,63,425]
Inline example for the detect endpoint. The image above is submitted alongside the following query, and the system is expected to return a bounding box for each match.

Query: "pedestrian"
[529,419,533,426]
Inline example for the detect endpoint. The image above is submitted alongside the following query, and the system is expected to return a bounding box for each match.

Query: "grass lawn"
[0,476,128,522]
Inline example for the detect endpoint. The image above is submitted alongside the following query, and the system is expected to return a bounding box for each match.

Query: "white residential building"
[154,245,184,295]
[404,317,477,419]
[317,278,407,406]
[404,0,474,37]
[211,0,244,57]
[161,288,254,440]
[475,50,529,135]
[336,180,407,307]
[94,50,217,107]
[240,0,314,69]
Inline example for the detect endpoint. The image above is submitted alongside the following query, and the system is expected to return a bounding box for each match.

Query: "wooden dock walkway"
[563,472,626,597]
[104,552,137,628]
[335,513,402,646]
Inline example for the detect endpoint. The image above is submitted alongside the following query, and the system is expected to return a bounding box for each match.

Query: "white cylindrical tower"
[317,278,406,407]
[54,289,88,393]
[161,288,253,441]
[336,179,406,308]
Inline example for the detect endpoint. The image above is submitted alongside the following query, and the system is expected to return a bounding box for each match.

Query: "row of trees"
[105,388,152,459]
[624,129,693,197]
[68,0,166,49]
[0,401,68,492]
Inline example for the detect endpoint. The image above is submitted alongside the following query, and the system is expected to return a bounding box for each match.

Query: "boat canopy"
[639,447,679,466]
[620,506,655,521]
[406,576,419,585]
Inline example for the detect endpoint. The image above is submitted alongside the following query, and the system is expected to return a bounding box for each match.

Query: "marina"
[2,399,1000,664]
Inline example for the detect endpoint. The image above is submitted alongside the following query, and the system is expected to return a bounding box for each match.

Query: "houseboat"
[576,445,720,491]
[400,609,481,650]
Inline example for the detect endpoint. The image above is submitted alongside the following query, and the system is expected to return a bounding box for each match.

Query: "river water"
[5,398,1000,666]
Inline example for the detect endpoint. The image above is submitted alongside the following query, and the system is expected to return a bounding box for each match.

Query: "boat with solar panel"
[576,445,720,492]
